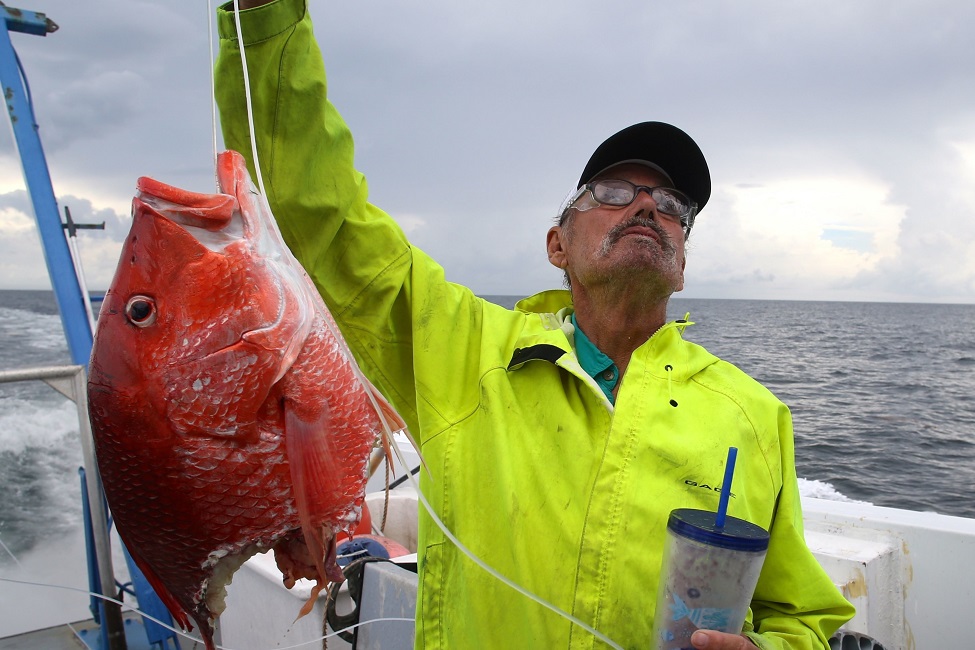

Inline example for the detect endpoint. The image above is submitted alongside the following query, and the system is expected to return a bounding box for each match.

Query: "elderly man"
[216,1,854,648]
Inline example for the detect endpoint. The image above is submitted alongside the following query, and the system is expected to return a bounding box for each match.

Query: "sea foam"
[798,477,870,505]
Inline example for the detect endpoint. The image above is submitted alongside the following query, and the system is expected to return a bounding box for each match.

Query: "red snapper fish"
[87,150,406,649]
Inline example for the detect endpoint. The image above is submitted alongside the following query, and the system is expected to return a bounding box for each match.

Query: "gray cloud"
[1,0,973,304]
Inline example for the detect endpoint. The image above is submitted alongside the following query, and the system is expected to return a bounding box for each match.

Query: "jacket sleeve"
[745,404,856,649]
[214,0,443,434]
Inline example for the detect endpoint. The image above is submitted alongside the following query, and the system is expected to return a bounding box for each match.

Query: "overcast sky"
[2,0,974,304]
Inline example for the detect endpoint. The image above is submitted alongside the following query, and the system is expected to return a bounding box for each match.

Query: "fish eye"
[125,295,157,327]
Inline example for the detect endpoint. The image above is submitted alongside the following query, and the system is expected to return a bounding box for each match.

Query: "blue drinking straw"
[714,446,738,529]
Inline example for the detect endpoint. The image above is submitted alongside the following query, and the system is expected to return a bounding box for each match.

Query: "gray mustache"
[604,217,676,254]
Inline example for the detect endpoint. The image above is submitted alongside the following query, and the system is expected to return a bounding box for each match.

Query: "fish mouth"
[132,152,271,255]
[135,192,246,254]
[134,161,247,254]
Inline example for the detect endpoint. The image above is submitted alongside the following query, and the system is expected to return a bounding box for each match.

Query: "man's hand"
[691,630,758,649]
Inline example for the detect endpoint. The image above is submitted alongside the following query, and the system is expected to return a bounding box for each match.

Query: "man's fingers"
[690,630,756,649]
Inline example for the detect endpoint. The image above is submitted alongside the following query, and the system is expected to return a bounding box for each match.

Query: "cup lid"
[667,508,770,552]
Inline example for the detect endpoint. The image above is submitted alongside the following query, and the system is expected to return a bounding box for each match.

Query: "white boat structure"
[2,5,974,650]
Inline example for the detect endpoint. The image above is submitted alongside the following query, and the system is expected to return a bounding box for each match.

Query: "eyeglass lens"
[591,180,690,217]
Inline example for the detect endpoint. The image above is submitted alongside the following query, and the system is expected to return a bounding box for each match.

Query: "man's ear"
[675,251,686,292]
[546,226,567,269]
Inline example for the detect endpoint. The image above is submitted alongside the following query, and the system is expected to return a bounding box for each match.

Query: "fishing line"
[378,429,624,650]
[0,575,209,647]
[0,575,413,650]
[0,536,24,569]
[230,0,268,199]
[223,6,623,649]
[207,0,219,191]
[345,344,623,647]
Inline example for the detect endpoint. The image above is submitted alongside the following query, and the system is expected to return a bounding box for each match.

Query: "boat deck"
[1,619,98,650]
[0,612,187,650]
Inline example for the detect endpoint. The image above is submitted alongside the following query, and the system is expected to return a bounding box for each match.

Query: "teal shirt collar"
[571,313,619,404]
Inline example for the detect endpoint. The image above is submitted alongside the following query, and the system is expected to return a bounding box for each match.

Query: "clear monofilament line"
[207,0,219,191]
[0,575,413,650]
[0,536,24,569]
[410,465,625,650]
[361,377,624,649]
[1,575,208,646]
[231,0,267,198]
[345,327,622,647]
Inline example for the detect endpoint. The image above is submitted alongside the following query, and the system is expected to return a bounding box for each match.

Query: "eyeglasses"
[564,179,697,234]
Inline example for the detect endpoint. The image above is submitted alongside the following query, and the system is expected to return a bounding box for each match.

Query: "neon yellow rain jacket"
[215,2,855,648]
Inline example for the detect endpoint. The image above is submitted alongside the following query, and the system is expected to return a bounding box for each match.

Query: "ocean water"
[1,290,974,635]
[0,291,85,558]
[666,297,975,517]
[0,290,94,636]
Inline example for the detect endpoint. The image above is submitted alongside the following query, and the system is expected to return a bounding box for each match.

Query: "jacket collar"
[507,290,717,383]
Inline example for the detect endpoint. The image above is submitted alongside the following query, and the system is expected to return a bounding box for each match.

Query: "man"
[216,1,855,648]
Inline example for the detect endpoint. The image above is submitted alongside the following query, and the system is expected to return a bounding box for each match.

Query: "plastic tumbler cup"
[653,508,770,649]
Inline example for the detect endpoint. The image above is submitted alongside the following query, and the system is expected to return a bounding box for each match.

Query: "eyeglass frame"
[559,179,698,237]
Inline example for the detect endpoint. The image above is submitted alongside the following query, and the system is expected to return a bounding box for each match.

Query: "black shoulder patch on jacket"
[507,344,566,369]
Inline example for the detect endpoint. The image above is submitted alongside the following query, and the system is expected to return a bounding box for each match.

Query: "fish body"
[88,150,403,648]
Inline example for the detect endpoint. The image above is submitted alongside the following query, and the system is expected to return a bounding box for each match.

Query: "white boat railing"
[803,496,975,649]
[0,364,127,649]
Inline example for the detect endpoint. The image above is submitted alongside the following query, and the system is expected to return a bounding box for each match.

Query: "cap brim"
[578,122,711,211]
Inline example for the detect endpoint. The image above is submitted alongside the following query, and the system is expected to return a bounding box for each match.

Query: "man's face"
[547,163,687,296]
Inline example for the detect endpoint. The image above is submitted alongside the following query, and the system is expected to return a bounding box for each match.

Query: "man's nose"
[630,186,660,216]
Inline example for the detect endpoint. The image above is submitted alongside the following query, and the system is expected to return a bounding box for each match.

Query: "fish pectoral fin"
[283,398,345,588]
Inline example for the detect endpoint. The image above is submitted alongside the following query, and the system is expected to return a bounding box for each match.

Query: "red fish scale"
[163,257,283,436]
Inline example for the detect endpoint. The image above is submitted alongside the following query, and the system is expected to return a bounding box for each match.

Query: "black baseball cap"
[578,121,711,212]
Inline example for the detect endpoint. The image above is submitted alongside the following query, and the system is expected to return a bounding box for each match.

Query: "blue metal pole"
[2,9,127,650]
[0,8,93,366]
